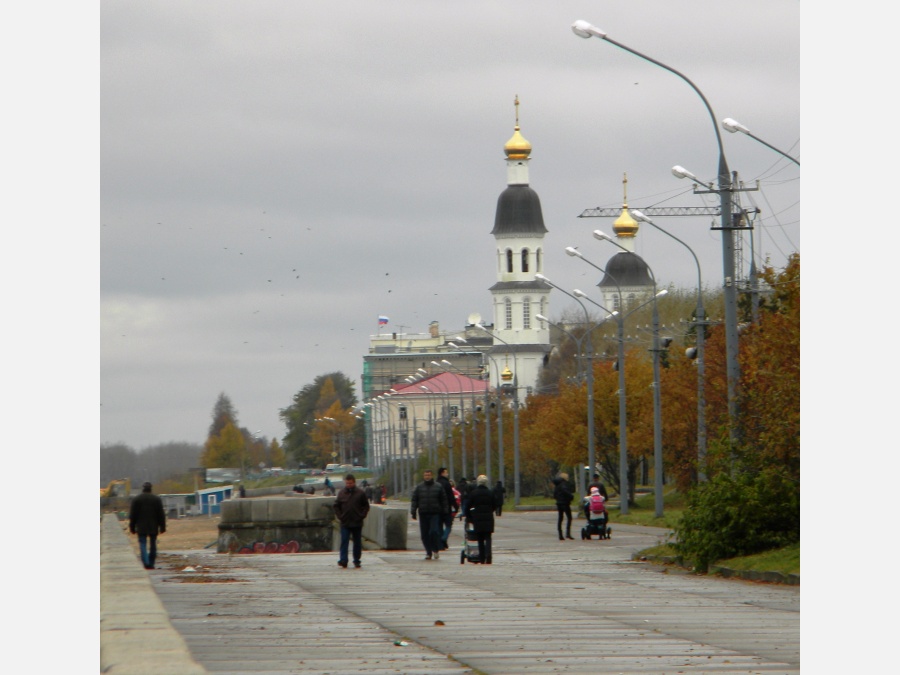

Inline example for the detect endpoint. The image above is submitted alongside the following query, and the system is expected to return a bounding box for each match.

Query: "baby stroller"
[581,516,611,540]
[460,521,482,564]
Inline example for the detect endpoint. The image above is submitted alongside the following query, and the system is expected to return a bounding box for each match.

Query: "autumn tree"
[675,254,800,568]
[280,372,359,466]
[208,392,238,440]
[200,420,246,469]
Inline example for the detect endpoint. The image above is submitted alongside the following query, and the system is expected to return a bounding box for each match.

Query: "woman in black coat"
[464,475,497,564]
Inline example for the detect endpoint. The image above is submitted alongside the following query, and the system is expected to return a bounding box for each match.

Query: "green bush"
[674,465,799,572]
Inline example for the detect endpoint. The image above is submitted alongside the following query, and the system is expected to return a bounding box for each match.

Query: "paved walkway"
[102,508,799,674]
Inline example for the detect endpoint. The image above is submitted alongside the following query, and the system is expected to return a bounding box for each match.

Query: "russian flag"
[378,315,389,326]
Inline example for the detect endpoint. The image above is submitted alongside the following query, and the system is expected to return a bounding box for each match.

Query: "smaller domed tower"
[598,174,654,311]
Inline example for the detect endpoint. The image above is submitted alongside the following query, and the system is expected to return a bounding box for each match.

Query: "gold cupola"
[613,173,639,238]
[504,95,532,160]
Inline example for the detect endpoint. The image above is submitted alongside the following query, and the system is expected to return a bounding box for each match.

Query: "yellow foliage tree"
[200,420,245,469]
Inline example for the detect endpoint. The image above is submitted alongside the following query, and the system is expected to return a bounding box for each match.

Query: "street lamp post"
[572,19,741,446]
[475,323,520,505]
[448,339,492,483]
[432,361,467,479]
[589,234,667,517]
[439,359,481,480]
[630,211,708,481]
[487,357,504,491]
[536,310,603,494]
[575,287,666,514]
[535,273,615,502]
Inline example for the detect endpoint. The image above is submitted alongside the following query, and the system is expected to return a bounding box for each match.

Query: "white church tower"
[487,97,552,397]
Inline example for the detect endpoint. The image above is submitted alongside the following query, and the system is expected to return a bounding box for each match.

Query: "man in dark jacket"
[552,472,575,540]
[333,474,370,568]
[436,467,457,550]
[129,481,166,570]
[465,475,497,564]
[410,469,448,560]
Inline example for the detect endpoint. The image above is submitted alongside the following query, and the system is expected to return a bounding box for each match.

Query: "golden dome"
[613,207,639,238]
[504,95,532,159]
[501,365,513,381]
[613,172,639,238]
[505,126,532,159]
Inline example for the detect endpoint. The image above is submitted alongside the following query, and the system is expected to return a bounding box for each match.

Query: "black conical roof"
[491,185,547,236]
[598,251,654,288]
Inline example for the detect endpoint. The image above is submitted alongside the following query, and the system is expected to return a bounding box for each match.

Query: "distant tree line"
[100,441,203,488]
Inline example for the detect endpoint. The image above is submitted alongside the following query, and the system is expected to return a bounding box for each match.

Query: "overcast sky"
[96,0,800,450]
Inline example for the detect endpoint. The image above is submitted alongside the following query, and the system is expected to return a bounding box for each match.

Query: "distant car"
[309,469,323,476]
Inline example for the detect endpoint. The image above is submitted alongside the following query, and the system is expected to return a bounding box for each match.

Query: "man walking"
[333,473,370,569]
[410,469,448,560]
[129,481,166,570]
[436,467,457,551]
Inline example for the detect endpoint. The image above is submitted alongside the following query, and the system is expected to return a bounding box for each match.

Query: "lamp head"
[671,165,700,181]
[454,336,468,343]
[722,117,749,135]
[534,273,547,281]
[535,313,548,322]
[656,289,668,298]
[573,289,587,298]
[564,246,582,258]
[571,19,607,39]
[631,209,653,225]
[417,368,427,374]
[592,230,611,241]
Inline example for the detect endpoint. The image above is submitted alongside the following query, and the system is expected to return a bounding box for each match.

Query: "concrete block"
[268,497,306,522]
[306,496,335,521]
[250,498,271,522]
[220,499,250,524]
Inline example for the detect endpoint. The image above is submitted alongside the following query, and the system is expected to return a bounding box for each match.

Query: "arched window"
[626,293,636,309]
[521,248,529,273]
[612,294,621,312]
[506,249,513,273]
[505,297,513,329]
[536,248,542,273]
[523,296,531,329]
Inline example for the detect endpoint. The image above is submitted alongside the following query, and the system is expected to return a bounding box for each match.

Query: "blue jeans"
[339,525,363,565]
[418,513,443,555]
[138,534,158,569]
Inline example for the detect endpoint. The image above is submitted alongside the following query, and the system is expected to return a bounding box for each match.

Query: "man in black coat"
[464,475,497,564]
[333,474,370,569]
[436,467,457,551]
[129,481,166,570]
[410,469,448,560]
